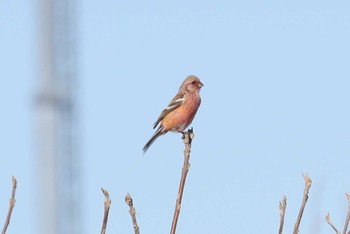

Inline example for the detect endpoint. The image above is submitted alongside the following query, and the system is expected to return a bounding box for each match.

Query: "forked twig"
[293,174,312,234]
[278,195,287,234]
[170,128,194,234]
[2,176,17,234]
[326,213,341,234]
[100,188,111,234]
[125,193,140,234]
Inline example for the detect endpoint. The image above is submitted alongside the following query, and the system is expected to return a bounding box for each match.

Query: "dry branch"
[326,193,350,234]
[100,188,111,234]
[2,176,17,234]
[293,174,312,234]
[343,193,350,234]
[326,213,341,234]
[278,195,287,234]
[125,193,140,234]
[170,128,194,234]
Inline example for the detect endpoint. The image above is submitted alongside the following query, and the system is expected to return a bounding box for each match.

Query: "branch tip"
[125,193,140,234]
[125,193,133,206]
[293,174,312,234]
[346,193,350,201]
[302,173,312,187]
[100,188,111,234]
[278,195,287,234]
[2,176,18,234]
[326,212,341,234]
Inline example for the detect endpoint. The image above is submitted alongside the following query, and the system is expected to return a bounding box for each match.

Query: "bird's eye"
[191,81,196,85]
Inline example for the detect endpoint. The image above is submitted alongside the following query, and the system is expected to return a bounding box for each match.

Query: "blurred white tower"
[36,0,81,233]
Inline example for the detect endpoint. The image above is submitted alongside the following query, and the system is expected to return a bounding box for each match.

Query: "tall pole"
[36,0,81,233]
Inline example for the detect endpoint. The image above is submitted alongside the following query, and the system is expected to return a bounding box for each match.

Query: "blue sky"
[1,1,350,233]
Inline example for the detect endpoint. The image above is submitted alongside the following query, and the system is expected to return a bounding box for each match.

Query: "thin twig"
[278,195,287,234]
[125,193,140,234]
[2,176,17,234]
[170,128,194,234]
[100,188,111,234]
[326,213,341,234]
[343,193,350,234]
[293,173,312,234]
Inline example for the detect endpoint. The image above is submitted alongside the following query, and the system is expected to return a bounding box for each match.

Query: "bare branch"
[343,193,350,234]
[125,193,140,234]
[170,128,194,234]
[278,195,287,234]
[293,173,312,234]
[100,188,111,234]
[2,176,17,234]
[326,213,341,234]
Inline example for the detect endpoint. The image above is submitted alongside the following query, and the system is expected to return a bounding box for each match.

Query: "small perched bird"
[143,75,203,153]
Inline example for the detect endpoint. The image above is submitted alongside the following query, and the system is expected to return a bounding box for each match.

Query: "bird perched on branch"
[143,75,203,153]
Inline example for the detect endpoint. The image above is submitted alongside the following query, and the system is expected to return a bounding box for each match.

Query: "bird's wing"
[152,94,184,129]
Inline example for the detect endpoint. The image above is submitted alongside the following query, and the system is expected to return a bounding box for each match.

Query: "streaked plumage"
[143,75,203,153]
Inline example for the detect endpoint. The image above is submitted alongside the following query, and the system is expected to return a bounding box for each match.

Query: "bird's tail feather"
[143,126,164,153]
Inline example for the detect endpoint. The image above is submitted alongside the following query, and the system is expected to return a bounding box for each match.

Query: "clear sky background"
[1,1,350,233]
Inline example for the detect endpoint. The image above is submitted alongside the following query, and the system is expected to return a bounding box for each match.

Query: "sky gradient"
[1,1,350,233]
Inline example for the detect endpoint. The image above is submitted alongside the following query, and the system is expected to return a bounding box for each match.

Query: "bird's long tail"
[143,126,164,153]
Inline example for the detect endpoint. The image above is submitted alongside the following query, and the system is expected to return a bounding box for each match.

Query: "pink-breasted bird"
[143,75,203,153]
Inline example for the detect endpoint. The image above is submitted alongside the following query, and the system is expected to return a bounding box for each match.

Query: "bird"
[143,75,203,153]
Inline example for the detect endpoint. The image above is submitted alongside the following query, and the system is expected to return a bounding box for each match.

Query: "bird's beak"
[198,82,204,88]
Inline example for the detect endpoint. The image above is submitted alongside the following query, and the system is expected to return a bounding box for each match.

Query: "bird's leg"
[178,131,186,139]
[179,127,194,139]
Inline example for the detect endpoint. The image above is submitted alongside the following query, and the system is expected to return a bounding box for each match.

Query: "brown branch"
[125,193,140,234]
[342,193,350,234]
[278,195,287,234]
[100,188,111,234]
[326,213,341,234]
[293,173,312,234]
[170,128,194,234]
[2,176,17,234]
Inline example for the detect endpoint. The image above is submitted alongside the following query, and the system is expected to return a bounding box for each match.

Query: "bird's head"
[182,75,203,93]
